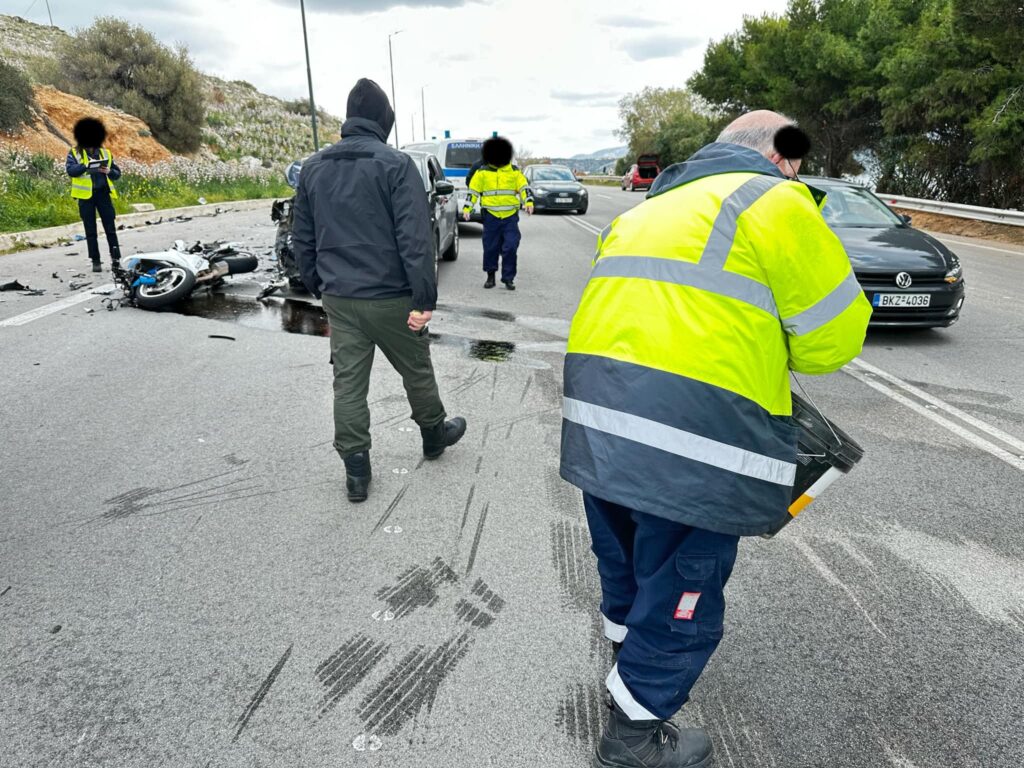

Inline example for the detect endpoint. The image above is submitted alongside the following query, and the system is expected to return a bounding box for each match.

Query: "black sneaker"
[421,417,468,459]
[342,451,372,502]
[502,279,516,291]
[594,699,712,768]
[484,273,496,289]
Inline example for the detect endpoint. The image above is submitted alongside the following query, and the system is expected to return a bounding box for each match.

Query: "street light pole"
[421,85,427,142]
[300,0,320,151]
[43,0,53,26]
[388,30,403,148]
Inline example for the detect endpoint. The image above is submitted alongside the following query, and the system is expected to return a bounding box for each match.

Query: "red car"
[621,155,661,191]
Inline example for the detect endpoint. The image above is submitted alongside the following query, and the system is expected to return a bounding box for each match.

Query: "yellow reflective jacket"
[559,143,872,536]
[70,148,119,200]
[464,164,531,219]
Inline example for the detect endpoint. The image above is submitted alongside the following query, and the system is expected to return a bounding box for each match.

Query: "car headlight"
[945,263,962,284]
[578,187,588,196]
[534,186,549,194]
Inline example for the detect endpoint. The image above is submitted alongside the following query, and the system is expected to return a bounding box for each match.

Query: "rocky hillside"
[0,14,339,167]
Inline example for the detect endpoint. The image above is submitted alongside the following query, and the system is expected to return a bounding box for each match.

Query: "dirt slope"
[8,86,172,163]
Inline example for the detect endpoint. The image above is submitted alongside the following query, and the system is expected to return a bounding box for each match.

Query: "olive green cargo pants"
[321,295,446,458]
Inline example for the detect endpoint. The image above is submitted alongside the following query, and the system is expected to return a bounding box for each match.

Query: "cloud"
[597,14,660,28]
[269,0,486,14]
[619,34,703,61]
[550,89,621,107]
[495,114,549,123]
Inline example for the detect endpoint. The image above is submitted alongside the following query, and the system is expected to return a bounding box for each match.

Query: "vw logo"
[895,272,913,289]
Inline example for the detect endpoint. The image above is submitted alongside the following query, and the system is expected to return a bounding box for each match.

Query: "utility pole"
[411,113,415,143]
[44,0,53,26]
[388,30,403,147]
[300,0,320,151]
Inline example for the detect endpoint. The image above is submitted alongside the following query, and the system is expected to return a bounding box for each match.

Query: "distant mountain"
[571,145,628,160]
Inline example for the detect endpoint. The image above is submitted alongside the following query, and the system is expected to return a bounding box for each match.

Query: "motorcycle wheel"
[217,254,259,275]
[134,266,197,309]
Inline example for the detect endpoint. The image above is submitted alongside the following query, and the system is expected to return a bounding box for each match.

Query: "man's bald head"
[717,110,801,177]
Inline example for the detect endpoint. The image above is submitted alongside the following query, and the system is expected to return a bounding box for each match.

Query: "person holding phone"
[66,118,122,273]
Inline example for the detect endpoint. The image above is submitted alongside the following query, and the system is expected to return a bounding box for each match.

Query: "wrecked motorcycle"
[113,240,258,310]
[260,159,306,299]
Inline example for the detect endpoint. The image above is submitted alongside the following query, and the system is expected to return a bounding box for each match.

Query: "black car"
[809,177,966,328]
[523,164,588,214]
[402,150,459,276]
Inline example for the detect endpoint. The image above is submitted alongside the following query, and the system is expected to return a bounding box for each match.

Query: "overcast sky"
[8,0,789,157]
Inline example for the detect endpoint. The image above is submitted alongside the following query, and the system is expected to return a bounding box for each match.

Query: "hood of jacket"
[647,142,786,199]
[342,78,395,142]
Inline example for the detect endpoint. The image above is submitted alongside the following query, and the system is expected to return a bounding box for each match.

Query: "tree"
[56,18,205,153]
[617,87,712,165]
[690,0,885,177]
[0,59,35,133]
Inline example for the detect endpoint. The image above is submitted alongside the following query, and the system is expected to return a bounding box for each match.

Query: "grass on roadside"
[0,149,291,234]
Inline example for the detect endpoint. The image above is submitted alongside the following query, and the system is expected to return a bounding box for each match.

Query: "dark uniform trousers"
[482,211,521,282]
[584,493,740,720]
[322,295,447,458]
[77,187,121,265]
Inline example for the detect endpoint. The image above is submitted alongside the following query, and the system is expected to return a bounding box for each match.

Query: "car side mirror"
[434,180,455,196]
[899,213,912,225]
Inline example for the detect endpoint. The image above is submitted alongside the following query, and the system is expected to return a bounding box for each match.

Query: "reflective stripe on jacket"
[69,148,118,200]
[464,164,531,219]
[559,143,872,536]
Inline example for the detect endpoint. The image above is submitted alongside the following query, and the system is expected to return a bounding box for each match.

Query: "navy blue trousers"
[77,188,120,265]
[482,211,520,281]
[583,493,740,720]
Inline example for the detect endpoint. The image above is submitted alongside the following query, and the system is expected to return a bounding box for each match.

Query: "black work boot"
[91,260,102,273]
[502,279,516,291]
[484,272,496,289]
[343,451,372,503]
[594,699,713,768]
[421,417,468,459]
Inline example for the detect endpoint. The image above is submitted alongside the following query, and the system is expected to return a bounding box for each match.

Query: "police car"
[403,137,491,223]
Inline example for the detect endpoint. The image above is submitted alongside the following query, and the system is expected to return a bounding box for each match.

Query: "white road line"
[932,235,1024,256]
[843,364,1024,473]
[850,357,1024,454]
[596,193,613,200]
[0,285,114,328]
[565,217,602,236]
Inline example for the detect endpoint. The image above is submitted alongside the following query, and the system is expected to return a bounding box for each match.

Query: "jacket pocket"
[669,553,723,639]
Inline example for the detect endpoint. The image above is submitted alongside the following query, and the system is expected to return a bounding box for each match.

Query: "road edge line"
[0,284,114,328]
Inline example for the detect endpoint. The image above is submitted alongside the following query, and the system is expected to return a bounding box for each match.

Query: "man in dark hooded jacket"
[292,78,467,502]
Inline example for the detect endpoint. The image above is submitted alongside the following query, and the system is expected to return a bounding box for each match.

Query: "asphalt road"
[2,188,1023,768]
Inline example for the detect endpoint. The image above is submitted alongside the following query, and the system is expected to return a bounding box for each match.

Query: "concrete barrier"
[0,197,278,254]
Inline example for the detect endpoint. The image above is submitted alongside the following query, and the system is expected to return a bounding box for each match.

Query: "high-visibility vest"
[70,148,118,200]
[559,162,872,537]
[464,164,531,219]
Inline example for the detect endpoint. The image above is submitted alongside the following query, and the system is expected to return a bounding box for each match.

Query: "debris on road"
[0,280,31,292]
[68,281,92,291]
[84,308,95,314]
[208,334,236,341]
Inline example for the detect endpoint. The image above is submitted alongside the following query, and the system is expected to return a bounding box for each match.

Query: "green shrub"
[0,59,35,132]
[56,17,205,153]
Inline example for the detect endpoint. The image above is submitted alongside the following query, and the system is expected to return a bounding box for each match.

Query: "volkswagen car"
[809,177,966,328]
[523,164,588,214]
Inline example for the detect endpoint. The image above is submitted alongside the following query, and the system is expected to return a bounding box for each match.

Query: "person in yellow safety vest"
[66,118,122,274]
[560,110,872,768]
[462,136,532,290]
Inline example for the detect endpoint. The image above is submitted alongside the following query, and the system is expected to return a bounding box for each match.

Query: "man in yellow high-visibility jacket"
[462,136,532,290]
[560,111,872,768]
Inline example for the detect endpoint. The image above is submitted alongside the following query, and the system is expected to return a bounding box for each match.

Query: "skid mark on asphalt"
[551,520,599,609]
[223,453,249,467]
[0,585,10,598]
[371,484,410,535]
[232,644,293,743]
[357,633,473,737]
[519,372,534,404]
[460,484,476,533]
[454,578,506,628]
[375,558,459,619]
[556,682,604,749]
[316,635,390,719]
[465,501,490,576]
[789,536,887,638]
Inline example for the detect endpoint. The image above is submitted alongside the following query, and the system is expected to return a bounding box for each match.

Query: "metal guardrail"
[877,193,1024,228]
[579,176,621,184]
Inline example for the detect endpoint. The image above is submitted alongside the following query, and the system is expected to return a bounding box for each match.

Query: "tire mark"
[372,484,410,535]
[358,633,473,736]
[556,682,605,748]
[0,586,10,598]
[470,577,506,613]
[375,558,458,619]
[490,366,498,401]
[481,422,491,449]
[232,644,293,743]
[316,635,390,719]
[223,453,249,467]
[460,484,476,533]
[475,455,483,475]
[551,520,599,609]
[519,373,534,404]
[465,502,490,576]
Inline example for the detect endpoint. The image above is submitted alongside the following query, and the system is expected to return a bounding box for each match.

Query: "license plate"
[556,197,574,203]
[872,293,931,308]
